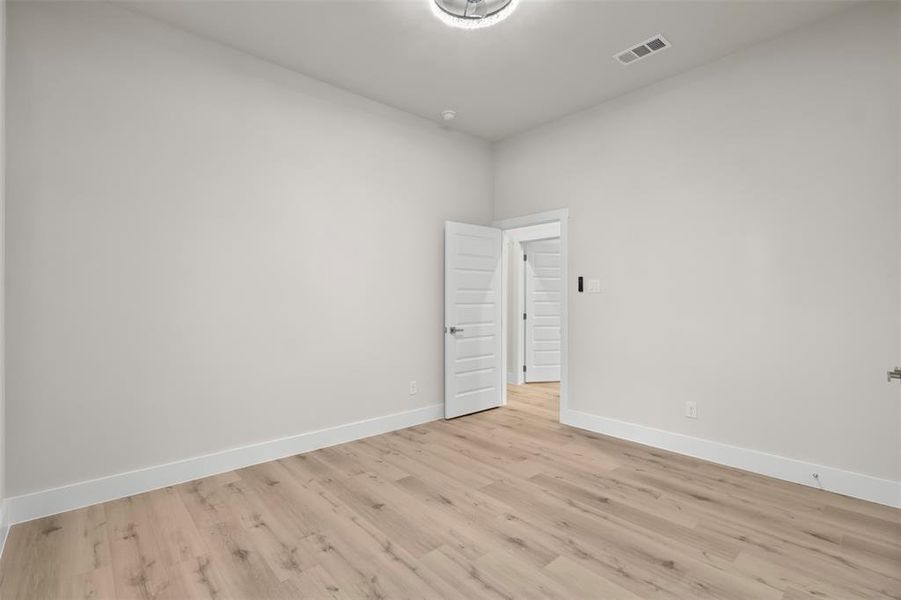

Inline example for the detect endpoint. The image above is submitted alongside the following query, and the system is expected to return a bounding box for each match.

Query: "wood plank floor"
[2,382,899,599]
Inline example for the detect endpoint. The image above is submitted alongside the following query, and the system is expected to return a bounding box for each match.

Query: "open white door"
[445,221,504,419]
[524,238,562,382]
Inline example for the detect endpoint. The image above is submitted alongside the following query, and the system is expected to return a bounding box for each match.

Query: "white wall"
[897,1,901,470]
[5,1,493,497]
[495,3,901,484]
[0,0,6,515]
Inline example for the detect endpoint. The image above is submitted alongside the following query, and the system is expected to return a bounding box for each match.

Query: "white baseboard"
[6,403,443,526]
[0,501,9,559]
[561,408,900,508]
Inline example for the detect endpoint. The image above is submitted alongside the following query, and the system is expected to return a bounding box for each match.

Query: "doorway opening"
[443,209,568,422]
[495,210,568,423]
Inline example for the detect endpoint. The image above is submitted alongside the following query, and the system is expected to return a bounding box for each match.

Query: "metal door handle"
[448,326,464,334]
[888,367,901,383]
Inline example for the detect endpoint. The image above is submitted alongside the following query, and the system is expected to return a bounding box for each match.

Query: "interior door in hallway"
[524,238,561,382]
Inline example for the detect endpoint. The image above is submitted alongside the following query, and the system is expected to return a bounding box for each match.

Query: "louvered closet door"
[444,222,504,419]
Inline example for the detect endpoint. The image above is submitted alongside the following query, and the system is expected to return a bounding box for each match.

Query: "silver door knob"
[448,326,464,334]
[888,367,901,383]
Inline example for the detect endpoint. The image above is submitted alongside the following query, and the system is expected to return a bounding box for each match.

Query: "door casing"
[493,209,569,421]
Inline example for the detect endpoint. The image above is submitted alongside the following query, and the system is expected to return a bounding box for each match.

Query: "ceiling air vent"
[614,34,670,65]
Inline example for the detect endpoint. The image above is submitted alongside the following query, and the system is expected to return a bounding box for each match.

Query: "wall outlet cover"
[685,401,698,419]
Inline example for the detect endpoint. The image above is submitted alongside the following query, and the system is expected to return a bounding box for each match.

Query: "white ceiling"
[126,0,854,141]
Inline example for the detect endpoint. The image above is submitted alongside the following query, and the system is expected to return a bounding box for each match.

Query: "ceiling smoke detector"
[441,109,457,121]
[614,35,671,65]
[431,0,520,30]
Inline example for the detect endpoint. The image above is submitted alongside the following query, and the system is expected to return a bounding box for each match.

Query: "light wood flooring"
[1,382,899,599]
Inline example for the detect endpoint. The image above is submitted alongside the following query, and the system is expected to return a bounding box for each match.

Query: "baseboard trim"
[6,403,444,526]
[561,408,900,508]
[0,501,9,559]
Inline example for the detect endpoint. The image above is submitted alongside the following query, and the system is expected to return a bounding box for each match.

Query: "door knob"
[888,367,901,383]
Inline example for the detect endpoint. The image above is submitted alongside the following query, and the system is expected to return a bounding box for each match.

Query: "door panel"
[445,222,504,419]
[524,238,562,382]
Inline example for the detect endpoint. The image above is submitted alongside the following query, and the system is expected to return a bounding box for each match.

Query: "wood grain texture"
[2,383,899,599]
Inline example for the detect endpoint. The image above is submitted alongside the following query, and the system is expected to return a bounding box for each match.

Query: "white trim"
[500,234,514,400]
[562,408,901,508]
[493,209,569,419]
[0,501,9,559]
[513,240,524,387]
[493,209,569,231]
[504,222,561,388]
[5,403,443,525]
[505,222,560,243]
[503,235,525,387]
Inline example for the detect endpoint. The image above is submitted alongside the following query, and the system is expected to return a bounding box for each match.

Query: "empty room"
[0,0,899,598]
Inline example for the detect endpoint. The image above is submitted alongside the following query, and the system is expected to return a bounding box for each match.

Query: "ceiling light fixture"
[431,0,520,30]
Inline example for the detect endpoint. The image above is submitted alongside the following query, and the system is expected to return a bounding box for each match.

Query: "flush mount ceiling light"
[431,0,520,29]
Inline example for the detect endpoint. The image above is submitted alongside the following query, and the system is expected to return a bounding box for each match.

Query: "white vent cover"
[614,34,670,65]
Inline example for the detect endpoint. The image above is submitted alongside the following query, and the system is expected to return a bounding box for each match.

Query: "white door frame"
[505,222,561,386]
[493,209,569,421]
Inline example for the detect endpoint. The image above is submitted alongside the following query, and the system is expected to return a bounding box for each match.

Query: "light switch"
[587,279,601,293]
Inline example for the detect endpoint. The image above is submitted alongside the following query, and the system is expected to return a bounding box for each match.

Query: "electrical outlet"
[409,380,418,395]
[685,401,698,419]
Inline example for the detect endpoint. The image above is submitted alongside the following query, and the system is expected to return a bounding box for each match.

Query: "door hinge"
[523,312,527,320]
[523,365,527,373]
[523,254,527,262]
[888,367,901,383]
